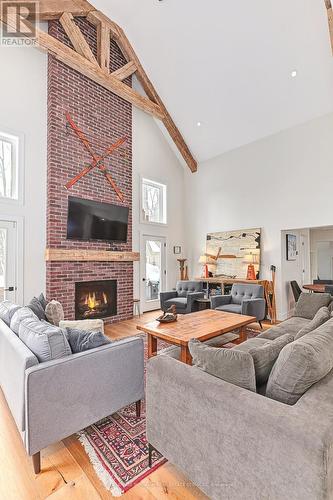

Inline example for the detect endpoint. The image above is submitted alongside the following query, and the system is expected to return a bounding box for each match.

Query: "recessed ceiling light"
[197,122,202,127]
[291,70,298,78]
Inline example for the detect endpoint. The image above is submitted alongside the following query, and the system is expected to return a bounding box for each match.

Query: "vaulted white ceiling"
[94,0,333,163]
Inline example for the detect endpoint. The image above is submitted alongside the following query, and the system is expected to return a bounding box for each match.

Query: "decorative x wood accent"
[65,112,126,202]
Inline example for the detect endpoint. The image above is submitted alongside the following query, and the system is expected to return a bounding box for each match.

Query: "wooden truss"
[0,0,197,172]
[325,0,333,54]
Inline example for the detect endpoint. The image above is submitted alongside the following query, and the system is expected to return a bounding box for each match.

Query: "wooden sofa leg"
[136,400,141,418]
[259,321,263,329]
[32,452,41,474]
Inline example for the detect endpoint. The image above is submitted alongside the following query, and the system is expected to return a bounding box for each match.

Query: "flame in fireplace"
[103,292,108,304]
[87,292,97,310]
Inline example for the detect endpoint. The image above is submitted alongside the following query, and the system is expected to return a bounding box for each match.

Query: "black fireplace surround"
[75,280,117,320]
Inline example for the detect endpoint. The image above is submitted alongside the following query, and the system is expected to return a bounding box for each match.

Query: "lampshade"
[243,252,259,264]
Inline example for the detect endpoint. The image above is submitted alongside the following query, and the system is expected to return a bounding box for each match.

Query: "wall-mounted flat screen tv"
[67,196,129,243]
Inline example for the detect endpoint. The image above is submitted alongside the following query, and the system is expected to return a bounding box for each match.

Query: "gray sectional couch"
[147,292,333,499]
[0,308,144,474]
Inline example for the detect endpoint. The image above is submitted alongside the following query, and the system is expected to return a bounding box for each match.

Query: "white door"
[0,220,17,302]
[141,235,166,312]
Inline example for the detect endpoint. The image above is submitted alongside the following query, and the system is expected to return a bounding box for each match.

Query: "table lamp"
[199,255,216,278]
[243,252,259,280]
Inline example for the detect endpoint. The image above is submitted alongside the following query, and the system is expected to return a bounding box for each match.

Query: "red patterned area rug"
[76,327,261,496]
[77,337,169,497]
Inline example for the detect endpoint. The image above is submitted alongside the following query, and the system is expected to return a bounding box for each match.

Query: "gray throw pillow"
[28,297,47,321]
[0,300,20,326]
[18,318,72,362]
[65,328,111,353]
[188,339,256,392]
[233,334,294,385]
[266,318,333,405]
[45,300,64,326]
[295,306,330,340]
[38,293,47,310]
[10,306,38,335]
[293,292,331,320]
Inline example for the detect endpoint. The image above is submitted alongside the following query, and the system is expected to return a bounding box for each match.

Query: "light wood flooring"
[0,311,269,500]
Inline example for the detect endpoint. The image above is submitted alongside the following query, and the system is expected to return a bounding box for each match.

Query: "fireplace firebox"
[75,280,117,320]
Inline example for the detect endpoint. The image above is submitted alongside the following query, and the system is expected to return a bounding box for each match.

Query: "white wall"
[184,112,333,319]
[132,107,186,302]
[0,45,47,304]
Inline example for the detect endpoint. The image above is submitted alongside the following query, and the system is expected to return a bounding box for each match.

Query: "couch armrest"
[160,291,177,311]
[146,356,333,500]
[185,292,205,313]
[25,337,144,455]
[241,298,266,321]
[210,294,231,309]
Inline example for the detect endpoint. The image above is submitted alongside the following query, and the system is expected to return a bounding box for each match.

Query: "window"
[141,178,167,224]
[0,131,19,201]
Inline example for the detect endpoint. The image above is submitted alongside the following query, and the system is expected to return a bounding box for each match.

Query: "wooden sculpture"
[177,258,187,280]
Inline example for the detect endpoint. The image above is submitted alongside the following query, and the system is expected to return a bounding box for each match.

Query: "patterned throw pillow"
[0,300,21,326]
[45,300,65,326]
[10,306,38,335]
[65,328,111,353]
[59,319,105,334]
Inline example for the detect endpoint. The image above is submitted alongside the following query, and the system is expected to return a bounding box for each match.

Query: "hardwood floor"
[0,311,269,499]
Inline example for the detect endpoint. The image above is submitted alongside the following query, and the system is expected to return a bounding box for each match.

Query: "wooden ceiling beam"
[97,22,110,73]
[0,13,164,120]
[325,0,333,54]
[6,0,95,20]
[112,61,137,81]
[59,12,96,63]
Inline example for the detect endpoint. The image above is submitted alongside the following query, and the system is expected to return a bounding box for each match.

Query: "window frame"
[0,128,24,206]
[140,177,167,226]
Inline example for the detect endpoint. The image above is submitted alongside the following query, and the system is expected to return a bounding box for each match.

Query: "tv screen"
[67,197,129,243]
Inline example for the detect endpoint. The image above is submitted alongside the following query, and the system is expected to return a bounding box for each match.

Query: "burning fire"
[85,292,108,310]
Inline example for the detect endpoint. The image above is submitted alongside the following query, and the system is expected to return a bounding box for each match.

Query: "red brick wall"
[46,18,133,323]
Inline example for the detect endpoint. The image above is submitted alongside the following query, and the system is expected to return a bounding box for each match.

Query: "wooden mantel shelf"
[45,248,140,262]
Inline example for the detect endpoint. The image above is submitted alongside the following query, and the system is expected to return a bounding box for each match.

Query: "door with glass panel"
[141,235,166,312]
[0,221,17,302]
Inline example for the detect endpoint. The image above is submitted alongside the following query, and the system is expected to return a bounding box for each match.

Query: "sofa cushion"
[188,339,256,392]
[27,297,47,321]
[0,301,20,326]
[293,292,331,320]
[266,318,333,405]
[10,306,38,335]
[233,334,294,385]
[38,293,47,310]
[59,318,105,334]
[18,318,71,362]
[164,297,187,309]
[65,328,111,353]
[45,300,64,326]
[215,303,242,314]
[295,306,330,340]
[258,317,310,340]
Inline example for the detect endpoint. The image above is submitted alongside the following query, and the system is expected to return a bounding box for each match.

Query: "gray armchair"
[160,281,204,314]
[211,283,265,327]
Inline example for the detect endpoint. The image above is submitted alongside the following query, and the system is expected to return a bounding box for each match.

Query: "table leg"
[180,345,192,365]
[148,335,158,358]
[239,326,248,344]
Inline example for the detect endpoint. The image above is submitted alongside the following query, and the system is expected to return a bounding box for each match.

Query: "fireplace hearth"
[75,280,117,320]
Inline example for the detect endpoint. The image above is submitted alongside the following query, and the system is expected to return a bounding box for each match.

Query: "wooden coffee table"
[136,309,256,365]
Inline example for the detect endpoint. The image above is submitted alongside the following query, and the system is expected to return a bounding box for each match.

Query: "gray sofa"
[147,294,333,499]
[211,283,266,326]
[160,280,204,314]
[0,318,144,474]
